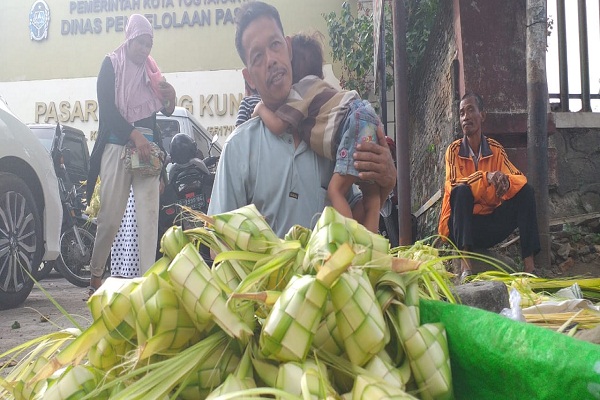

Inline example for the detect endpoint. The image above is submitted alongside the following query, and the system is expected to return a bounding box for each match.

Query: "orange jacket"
[438,135,527,240]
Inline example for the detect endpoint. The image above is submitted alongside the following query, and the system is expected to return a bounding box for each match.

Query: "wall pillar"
[453,0,555,174]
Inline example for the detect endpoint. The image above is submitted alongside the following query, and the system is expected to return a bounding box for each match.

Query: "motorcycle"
[48,123,103,287]
[159,134,219,261]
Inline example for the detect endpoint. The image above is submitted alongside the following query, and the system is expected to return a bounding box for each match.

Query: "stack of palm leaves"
[471,270,600,334]
[420,242,600,336]
[0,205,457,399]
[472,270,600,302]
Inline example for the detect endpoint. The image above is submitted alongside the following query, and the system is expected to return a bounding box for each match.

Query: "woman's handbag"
[122,141,164,176]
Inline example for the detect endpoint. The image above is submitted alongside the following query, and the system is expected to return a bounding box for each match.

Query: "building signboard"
[2,0,347,148]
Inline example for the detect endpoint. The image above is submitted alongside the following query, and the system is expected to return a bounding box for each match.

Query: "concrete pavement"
[0,271,92,356]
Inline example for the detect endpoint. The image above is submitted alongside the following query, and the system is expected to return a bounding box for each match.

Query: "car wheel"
[0,173,42,310]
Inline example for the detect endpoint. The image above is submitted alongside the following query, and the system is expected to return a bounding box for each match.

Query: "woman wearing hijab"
[86,14,176,294]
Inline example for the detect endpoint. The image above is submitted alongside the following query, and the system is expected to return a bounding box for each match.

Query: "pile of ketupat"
[0,205,457,400]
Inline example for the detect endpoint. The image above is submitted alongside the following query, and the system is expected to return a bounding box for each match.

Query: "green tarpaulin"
[420,299,600,400]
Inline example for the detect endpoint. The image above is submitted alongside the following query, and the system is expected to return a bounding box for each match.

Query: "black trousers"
[448,183,541,259]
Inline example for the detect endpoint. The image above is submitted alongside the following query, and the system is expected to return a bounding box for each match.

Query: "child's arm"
[253,101,290,135]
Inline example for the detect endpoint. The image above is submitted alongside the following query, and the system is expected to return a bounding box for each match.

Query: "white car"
[0,96,62,309]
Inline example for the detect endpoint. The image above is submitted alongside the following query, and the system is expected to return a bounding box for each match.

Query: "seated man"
[438,92,541,281]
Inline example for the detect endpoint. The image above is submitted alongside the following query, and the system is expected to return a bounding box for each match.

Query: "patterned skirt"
[110,188,140,278]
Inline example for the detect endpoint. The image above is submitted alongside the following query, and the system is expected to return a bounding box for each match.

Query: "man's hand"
[353,125,397,197]
[487,171,510,198]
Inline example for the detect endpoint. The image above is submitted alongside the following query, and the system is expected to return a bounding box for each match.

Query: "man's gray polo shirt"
[208,117,357,238]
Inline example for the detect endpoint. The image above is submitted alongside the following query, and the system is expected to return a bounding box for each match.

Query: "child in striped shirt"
[236,80,261,126]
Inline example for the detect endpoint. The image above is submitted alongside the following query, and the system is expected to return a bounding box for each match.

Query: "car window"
[28,126,53,152]
[156,119,181,153]
[62,135,87,177]
[193,124,210,159]
[195,125,221,157]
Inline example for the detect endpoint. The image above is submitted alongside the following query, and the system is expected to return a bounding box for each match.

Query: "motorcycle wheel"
[54,226,96,288]
[80,220,111,276]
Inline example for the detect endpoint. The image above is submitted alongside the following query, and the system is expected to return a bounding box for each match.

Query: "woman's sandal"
[83,286,96,302]
[85,275,103,301]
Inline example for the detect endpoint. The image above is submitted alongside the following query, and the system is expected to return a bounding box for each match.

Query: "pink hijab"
[108,14,165,124]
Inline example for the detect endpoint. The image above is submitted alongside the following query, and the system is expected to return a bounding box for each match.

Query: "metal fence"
[548,0,600,112]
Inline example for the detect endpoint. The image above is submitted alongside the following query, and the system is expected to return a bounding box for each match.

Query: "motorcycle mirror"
[51,123,62,154]
[207,134,219,156]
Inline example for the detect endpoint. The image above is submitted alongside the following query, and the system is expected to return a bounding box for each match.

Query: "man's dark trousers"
[448,183,541,259]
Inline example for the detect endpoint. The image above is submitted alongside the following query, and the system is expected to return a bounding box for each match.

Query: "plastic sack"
[522,298,600,314]
[500,287,526,322]
[420,299,600,400]
[555,283,583,300]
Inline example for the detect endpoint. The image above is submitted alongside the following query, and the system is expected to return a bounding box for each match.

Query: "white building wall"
[0,65,340,149]
[1,1,348,148]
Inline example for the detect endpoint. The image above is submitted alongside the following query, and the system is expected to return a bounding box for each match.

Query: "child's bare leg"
[358,181,381,233]
[328,173,355,219]
[328,173,381,233]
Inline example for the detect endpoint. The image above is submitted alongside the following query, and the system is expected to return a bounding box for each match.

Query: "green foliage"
[323,2,390,97]
[405,0,440,69]
[324,0,439,95]
[562,224,600,244]
[563,224,583,243]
